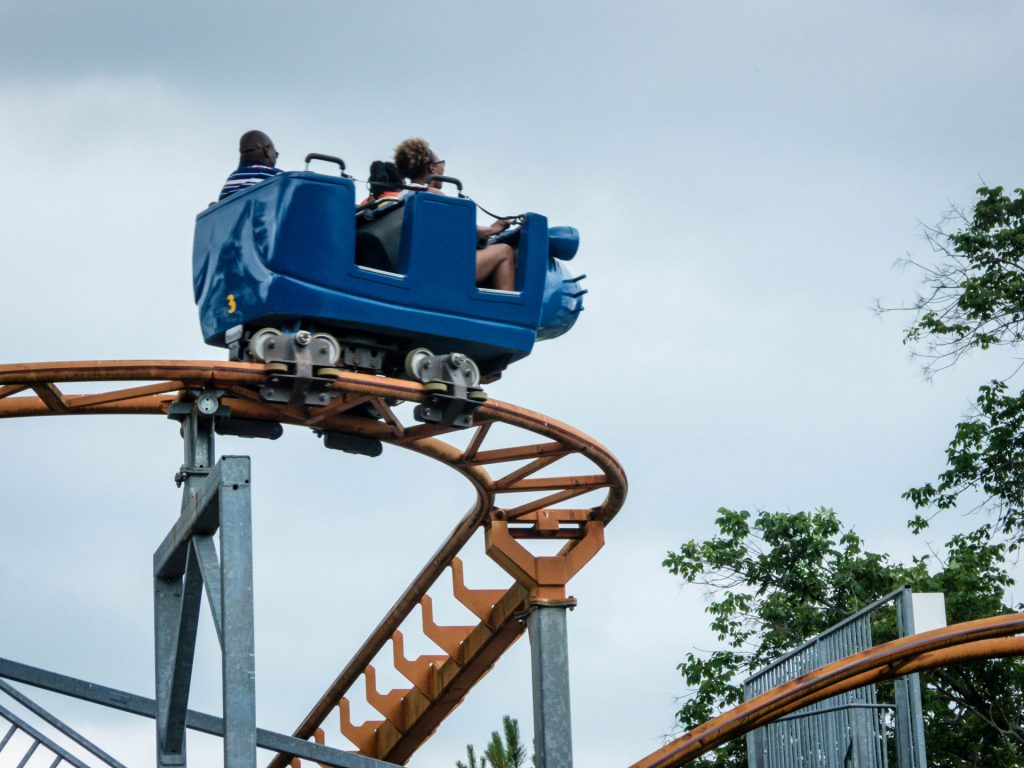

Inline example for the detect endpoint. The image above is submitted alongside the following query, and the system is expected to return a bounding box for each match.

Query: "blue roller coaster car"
[192,170,586,381]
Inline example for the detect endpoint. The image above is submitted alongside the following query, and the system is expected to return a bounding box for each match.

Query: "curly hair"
[367,160,402,196]
[393,137,433,180]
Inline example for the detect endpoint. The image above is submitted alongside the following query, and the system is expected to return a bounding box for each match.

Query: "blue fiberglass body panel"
[193,172,552,366]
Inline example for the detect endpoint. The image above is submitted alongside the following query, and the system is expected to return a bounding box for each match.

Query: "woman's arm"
[477,218,510,239]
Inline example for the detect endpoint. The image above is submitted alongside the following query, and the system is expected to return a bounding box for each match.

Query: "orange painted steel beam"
[629,613,1024,768]
[485,519,605,602]
[0,360,627,766]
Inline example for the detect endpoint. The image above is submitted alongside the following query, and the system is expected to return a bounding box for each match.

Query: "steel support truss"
[151,393,402,768]
[0,361,629,766]
[154,394,256,766]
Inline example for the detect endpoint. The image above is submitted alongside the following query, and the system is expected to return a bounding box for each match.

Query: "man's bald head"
[238,130,279,167]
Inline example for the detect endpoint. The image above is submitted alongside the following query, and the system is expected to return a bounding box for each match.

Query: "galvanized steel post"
[155,405,215,767]
[895,588,927,768]
[528,603,574,768]
[154,396,257,767]
[218,463,257,765]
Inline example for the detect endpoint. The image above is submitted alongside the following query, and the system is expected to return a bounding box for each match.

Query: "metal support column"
[153,391,256,768]
[895,589,927,768]
[528,603,574,768]
[155,402,214,767]
[218,461,256,764]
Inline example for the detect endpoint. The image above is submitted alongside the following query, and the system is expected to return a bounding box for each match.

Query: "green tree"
[483,715,529,768]
[456,715,530,768]
[456,744,487,768]
[896,186,1024,546]
[663,507,1024,767]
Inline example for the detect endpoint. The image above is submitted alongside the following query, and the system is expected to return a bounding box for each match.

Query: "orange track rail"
[0,360,627,766]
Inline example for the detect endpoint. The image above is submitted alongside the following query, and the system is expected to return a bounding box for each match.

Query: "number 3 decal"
[227,294,237,314]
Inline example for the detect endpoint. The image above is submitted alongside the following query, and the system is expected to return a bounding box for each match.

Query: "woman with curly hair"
[393,137,516,292]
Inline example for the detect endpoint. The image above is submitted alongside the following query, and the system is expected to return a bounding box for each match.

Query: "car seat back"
[355,200,406,272]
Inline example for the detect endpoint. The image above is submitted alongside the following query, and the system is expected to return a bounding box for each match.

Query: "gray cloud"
[2,2,1024,765]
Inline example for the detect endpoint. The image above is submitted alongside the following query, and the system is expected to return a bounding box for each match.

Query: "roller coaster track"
[0,360,627,766]
[630,612,1024,768]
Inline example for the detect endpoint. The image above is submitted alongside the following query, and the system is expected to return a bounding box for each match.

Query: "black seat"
[355,199,405,272]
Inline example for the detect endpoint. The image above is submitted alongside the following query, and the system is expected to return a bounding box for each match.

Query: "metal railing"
[0,678,125,767]
[743,588,926,768]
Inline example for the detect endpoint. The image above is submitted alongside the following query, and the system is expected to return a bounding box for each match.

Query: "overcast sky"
[2,2,1024,766]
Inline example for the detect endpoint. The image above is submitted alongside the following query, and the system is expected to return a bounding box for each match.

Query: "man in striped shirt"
[218,130,281,201]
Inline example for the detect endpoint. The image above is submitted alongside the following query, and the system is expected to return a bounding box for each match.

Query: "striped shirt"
[218,164,282,201]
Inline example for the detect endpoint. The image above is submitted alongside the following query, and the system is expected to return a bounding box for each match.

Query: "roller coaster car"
[192,169,586,388]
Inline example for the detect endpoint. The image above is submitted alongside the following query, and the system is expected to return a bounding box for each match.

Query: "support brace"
[484,520,604,603]
[154,393,256,768]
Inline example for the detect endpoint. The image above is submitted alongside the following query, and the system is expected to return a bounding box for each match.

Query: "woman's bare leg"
[476,243,516,290]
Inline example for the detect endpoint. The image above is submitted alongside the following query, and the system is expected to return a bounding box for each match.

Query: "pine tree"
[456,715,531,768]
